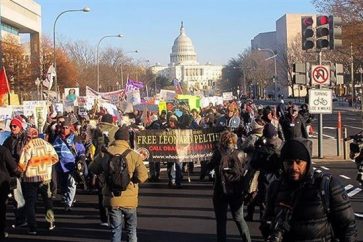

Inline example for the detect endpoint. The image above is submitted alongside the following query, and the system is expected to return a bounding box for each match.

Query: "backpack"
[107,149,132,196]
[219,149,245,196]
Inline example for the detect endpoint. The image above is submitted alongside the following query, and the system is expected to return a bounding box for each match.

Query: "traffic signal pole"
[318,51,324,159]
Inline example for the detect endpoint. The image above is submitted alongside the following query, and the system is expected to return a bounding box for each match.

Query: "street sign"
[309,88,333,114]
[311,65,330,85]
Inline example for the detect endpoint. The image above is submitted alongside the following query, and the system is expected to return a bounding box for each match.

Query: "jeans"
[213,193,251,242]
[108,207,137,242]
[60,172,76,207]
[98,188,108,223]
[22,182,53,231]
[167,162,182,185]
[149,162,160,179]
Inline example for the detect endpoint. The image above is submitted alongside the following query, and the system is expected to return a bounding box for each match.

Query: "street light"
[97,34,123,92]
[257,48,277,100]
[53,7,90,100]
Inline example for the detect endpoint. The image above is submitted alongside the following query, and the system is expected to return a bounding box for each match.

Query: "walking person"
[18,128,59,234]
[89,126,148,242]
[207,130,251,242]
[261,138,357,242]
[0,145,19,239]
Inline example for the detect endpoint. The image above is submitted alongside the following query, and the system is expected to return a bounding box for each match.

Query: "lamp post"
[53,7,90,101]
[97,34,123,92]
[258,48,277,100]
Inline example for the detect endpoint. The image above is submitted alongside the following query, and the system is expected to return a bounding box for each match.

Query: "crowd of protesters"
[0,96,358,241]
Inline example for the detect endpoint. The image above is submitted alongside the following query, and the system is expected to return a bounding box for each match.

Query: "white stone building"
[150,22,223,96]
[251,13,317,97]
[0,0,41,73]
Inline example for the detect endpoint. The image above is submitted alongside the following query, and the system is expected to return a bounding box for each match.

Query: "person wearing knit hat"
[10,117,24,131]
[263,123,277,139]
[261,138,357,241]
[114,127,130,141]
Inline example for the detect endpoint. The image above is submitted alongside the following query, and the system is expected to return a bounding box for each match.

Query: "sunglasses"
[10,125,18,128]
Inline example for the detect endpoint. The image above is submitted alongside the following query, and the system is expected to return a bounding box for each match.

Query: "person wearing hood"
[261,138,357,242]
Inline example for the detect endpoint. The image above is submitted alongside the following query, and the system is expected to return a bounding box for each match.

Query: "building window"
[1,22,19,35]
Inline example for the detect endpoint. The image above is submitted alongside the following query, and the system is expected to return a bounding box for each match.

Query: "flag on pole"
[0,66,10,96]
[173,79,183,94]
[43,64,56,90]
[125,79,144,93]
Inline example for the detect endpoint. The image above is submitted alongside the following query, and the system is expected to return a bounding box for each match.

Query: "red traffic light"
[317,15,329,25]
[302,17,314,26]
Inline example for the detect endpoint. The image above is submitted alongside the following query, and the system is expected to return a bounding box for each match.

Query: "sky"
[36,0,317,66]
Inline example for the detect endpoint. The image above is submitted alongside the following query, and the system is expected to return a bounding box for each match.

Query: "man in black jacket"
[0,145,19,238]
[261,138,357,242]
[280,105,308,140]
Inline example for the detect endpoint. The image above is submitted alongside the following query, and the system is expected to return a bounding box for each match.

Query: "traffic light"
[329,16,342,49]
[316,15,330,49]
[301,16,314,50]
[292,63,307,85]
[330,63,344,84]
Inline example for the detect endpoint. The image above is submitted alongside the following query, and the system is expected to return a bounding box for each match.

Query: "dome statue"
[170,21,198,65]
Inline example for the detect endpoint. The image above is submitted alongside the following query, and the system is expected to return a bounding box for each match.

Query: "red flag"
[0,66,10,96]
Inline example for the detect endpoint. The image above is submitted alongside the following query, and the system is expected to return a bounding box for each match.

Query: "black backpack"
[219,149,245,196]
[107,149,132,196]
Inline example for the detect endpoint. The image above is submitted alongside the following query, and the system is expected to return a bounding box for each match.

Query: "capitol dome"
[170,22,198,65]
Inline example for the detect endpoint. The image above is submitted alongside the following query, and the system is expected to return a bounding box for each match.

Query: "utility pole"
[351,43,355,106]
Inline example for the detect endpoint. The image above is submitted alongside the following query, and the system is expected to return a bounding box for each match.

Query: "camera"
[267,205,293,242]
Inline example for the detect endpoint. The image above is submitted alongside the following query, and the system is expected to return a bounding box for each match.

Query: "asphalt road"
[4,160,363,242]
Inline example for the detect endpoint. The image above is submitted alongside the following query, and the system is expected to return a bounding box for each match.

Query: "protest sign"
[134,128,222,163]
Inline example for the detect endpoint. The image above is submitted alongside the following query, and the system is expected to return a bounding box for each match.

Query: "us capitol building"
[150,22,223,96]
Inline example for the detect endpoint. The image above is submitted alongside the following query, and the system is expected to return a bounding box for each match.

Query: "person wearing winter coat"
[18,128,59,234]
[89,127,148,242]
[261,138,357,242]
[0,145,19,239]
[207,130,251,242]
[280,105,308,140]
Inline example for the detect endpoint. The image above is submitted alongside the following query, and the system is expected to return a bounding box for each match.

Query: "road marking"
[320,166,329,170]
[344,125,362,130]
[344,184,354,191]
[323,127,336,130]
[355,213,363,218]
[339,175,351,180]
[323,134,336,139]
[347,188,362,197]
[315,169,322,173]
[345,117,356,121]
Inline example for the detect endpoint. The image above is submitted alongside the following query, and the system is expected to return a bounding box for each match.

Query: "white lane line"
[345,184,354,191]
[322,134,336,139]
[344,125,362,130]
[355,213,363,218]
[347,188,362,197]
[339,175,351,180]
[320,166,330,170]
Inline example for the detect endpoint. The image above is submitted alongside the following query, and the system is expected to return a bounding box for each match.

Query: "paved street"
[4,160,363,242]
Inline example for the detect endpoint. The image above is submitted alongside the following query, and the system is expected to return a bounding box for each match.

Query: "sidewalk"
[311,137,348,162]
